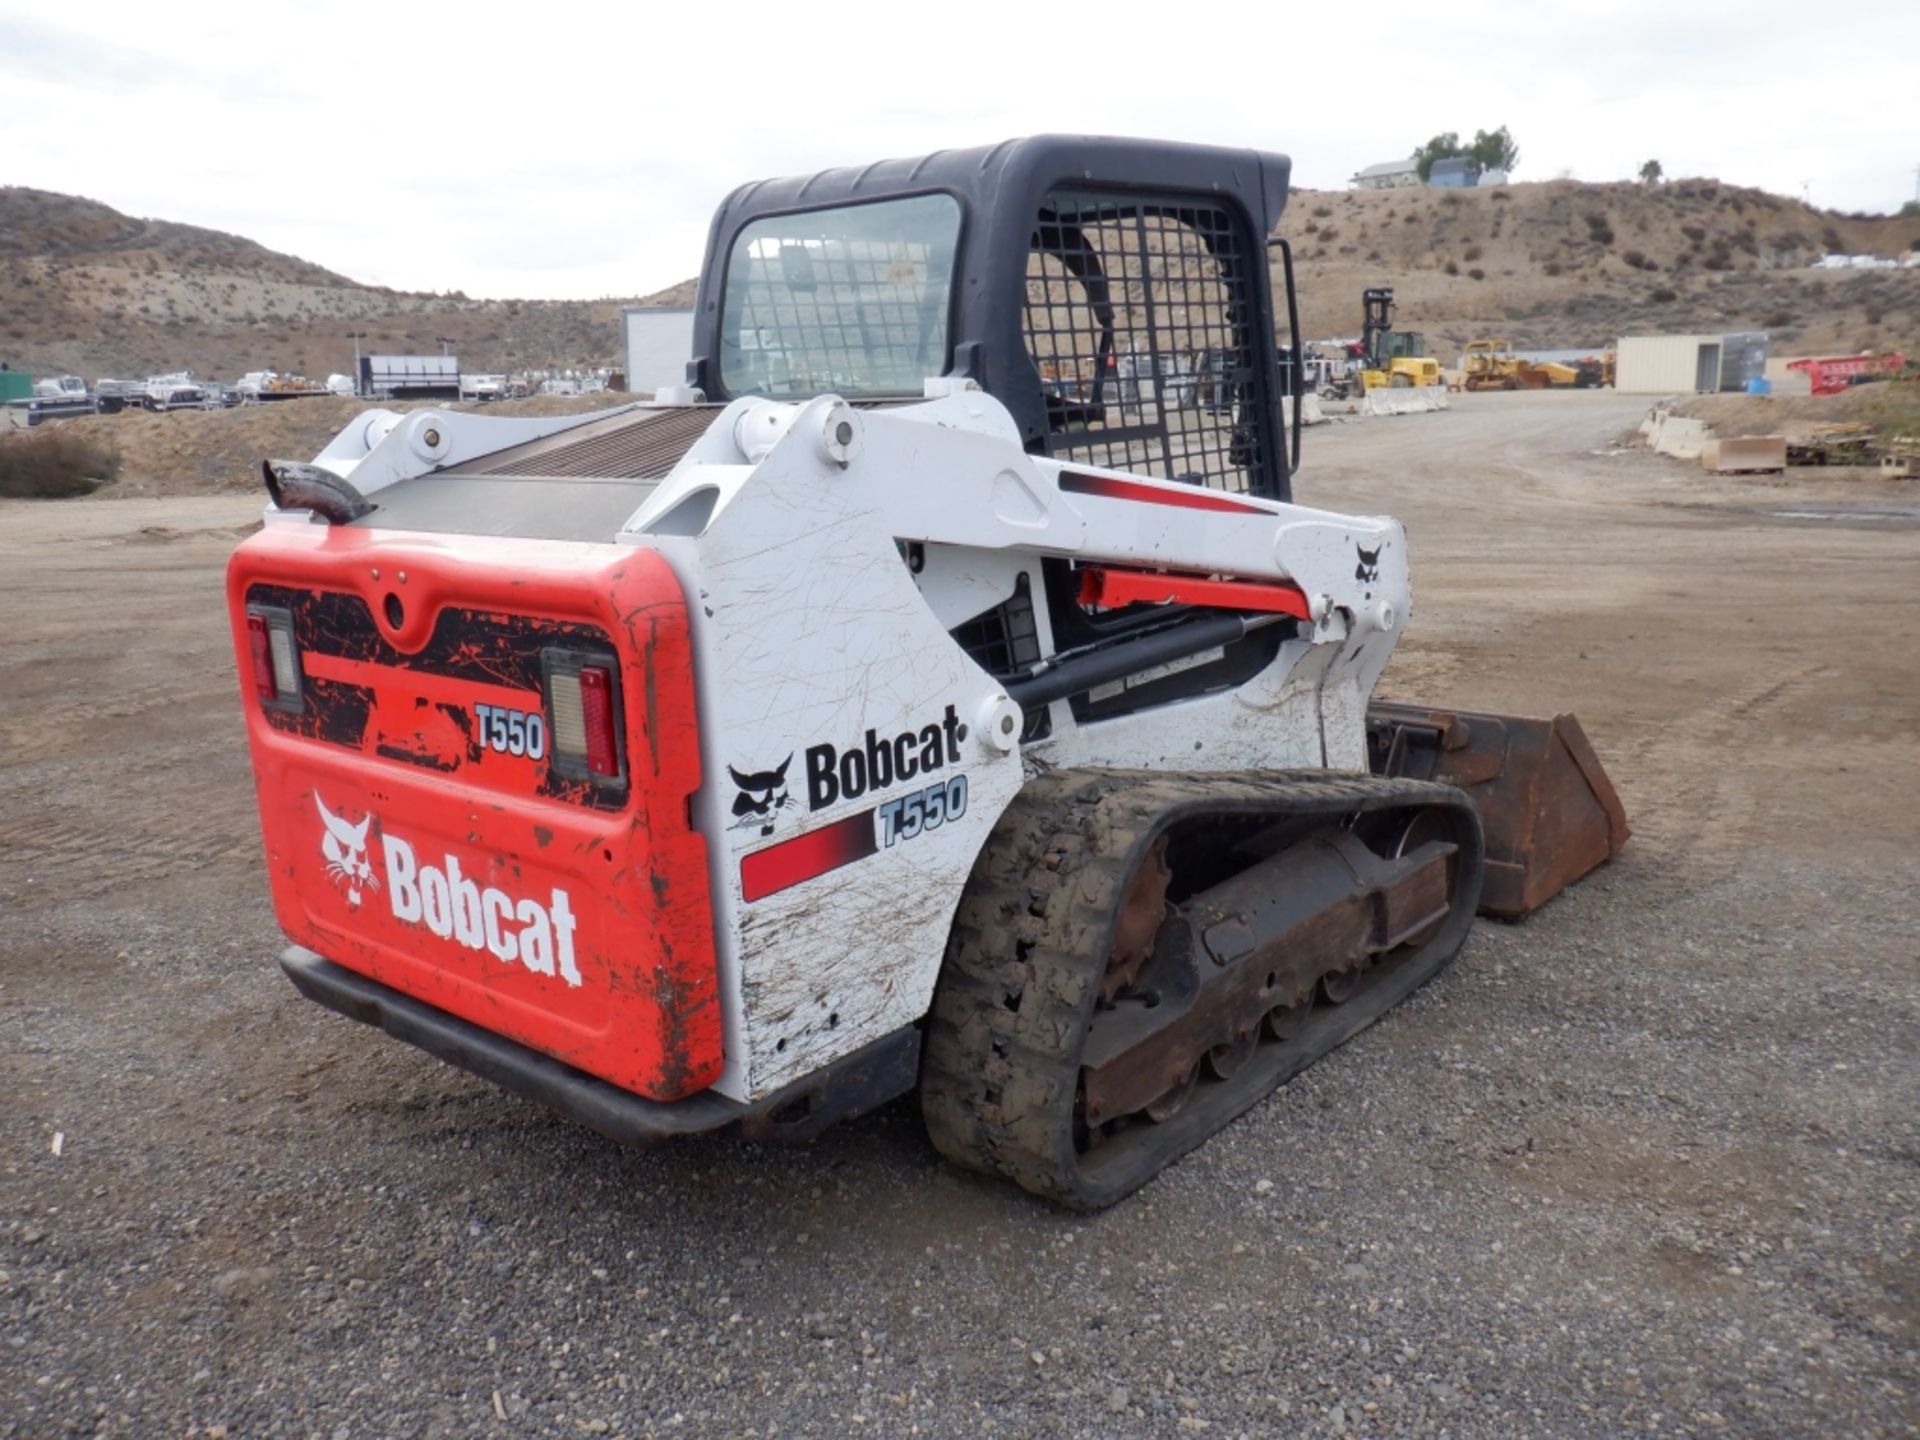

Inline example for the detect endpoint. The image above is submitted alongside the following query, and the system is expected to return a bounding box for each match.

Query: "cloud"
[2,0,1916,298]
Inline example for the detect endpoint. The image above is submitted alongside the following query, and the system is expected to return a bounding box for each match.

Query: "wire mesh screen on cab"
[1023,193,1265,494]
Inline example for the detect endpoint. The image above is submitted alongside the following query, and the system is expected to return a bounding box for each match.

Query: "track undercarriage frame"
[922,769,1485,1209]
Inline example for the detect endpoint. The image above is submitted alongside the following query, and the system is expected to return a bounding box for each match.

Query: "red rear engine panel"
[227,522,722,1100]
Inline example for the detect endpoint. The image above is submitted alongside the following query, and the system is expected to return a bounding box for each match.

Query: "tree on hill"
[1411,132,1461,182]
[1412,126,1521,182]
[1639,159,1664,185]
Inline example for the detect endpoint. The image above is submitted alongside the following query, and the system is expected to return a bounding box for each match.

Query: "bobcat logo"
[316,792,380,908]
[1354,544,1382,584]
[728,756,795,836]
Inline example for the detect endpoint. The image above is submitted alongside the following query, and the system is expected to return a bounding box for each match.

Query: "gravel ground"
[2,391,1916,1438]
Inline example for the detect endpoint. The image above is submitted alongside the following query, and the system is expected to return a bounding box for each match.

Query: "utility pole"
[345,331,368,398]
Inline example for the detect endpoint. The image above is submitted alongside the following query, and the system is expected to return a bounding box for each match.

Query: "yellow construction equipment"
[1355,288,1441,390]
[1461,340,1577,391]
[1361,357,1443,389]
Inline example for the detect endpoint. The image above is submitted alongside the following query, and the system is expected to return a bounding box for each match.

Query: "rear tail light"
[577,667,618,775]
[244,605,303,710]
[545,652,625,784]
[246,614,276,701]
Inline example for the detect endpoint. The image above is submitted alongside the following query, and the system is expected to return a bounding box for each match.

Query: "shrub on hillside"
[1649,287,1679,304]
[0,426,122,499]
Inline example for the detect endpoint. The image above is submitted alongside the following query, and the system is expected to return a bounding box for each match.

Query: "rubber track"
[920,768,1484,1209]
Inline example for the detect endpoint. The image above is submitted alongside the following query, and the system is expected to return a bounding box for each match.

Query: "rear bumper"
[281,947,919,1145]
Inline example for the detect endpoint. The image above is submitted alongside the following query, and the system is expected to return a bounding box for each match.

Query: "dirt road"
[3,392,1915,1438]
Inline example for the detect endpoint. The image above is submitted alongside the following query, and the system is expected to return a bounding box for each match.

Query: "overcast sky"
[4,2,1916,300]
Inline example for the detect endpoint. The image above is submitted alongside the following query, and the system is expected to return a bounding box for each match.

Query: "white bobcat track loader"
[229,136,1626,1208]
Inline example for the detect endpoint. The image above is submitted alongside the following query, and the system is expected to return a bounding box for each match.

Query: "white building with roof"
[1353,158,1421,190]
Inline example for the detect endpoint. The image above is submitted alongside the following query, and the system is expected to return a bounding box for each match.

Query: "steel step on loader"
[229,135,1626,1207]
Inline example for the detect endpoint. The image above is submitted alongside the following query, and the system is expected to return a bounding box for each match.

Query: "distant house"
[1352,158,1421,191]
[1428,157,1483,189]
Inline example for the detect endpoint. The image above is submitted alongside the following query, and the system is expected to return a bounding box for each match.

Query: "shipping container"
[621,307,696,395]
[1718,332,1770,393]
[1615,335,1724,394]
[359,354,460,400]
[1763,356,1816,396]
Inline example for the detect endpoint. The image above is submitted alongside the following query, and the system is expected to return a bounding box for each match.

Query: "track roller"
[920,769,1485,1209]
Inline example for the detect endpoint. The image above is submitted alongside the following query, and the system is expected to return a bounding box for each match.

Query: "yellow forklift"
[1356,287,1441,390]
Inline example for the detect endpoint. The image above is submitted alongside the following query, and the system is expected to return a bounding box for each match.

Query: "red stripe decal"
[1078,567,1312,619]
[1059,471,1268,515]
[740,811,878,903]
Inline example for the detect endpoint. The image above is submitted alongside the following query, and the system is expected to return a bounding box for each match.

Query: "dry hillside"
[0,187,684,381]
[3,177,1914,383]
[44,391,634,498]
[1275,177,1919,358]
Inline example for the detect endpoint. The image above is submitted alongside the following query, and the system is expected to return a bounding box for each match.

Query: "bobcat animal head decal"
[316,792,380,908]
[729,755,796,836]
[1354,544,1382,584]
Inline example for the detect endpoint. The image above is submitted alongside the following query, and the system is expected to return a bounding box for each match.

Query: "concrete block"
[1649,414,1710,459]
[1282,393,1328,427]
[1701,436,1786,473]
[1362,389,1449,417]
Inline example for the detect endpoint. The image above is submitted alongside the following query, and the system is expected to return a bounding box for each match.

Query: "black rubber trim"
[281,948,745,1143]
[280,948,921,1147]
